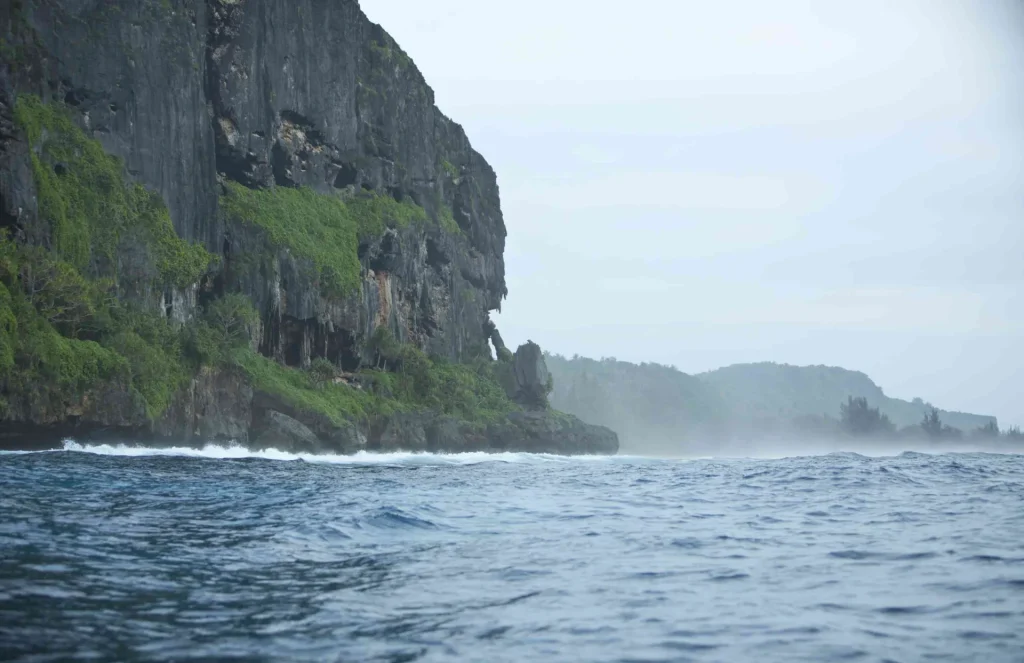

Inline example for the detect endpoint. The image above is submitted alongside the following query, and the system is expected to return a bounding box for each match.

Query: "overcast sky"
[360,0,1024,428]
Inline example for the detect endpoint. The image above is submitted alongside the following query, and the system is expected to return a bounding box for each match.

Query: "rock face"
[252,410,321,454]
[509,342,553,410]
[0,0,617,455]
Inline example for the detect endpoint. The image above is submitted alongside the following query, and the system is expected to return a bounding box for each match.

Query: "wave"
[46,440,627,466]
[5,440,1015,465]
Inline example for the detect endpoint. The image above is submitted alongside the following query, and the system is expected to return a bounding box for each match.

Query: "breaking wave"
[53,440,625,466]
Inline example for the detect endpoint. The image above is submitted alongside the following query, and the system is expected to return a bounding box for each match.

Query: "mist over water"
[616,434,1023,461]
[2,443,1022,662]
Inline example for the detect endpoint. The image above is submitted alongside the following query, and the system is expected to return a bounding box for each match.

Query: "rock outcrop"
[0,0,617,455]
[502,341,553,410]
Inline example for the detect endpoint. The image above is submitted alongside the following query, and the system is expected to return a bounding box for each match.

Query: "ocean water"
[1,444,1022,662]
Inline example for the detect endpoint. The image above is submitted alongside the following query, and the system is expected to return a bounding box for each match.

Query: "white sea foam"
[54,440,628,466]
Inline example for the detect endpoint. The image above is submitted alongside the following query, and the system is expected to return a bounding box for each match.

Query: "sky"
[359,0,1024,429]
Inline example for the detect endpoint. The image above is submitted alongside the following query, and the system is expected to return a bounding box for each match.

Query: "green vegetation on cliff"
[14,95,213,286]
[220,182,429,296]
[0,235,190,420]
[3,96,510,433]
[1,95,215,420]
[232,328,515,427]
[232,349,381,424]
[365,328,513,422]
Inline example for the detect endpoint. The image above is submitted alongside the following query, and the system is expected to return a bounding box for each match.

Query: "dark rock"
[191,369,254,444]
[372,414,429,452]
[500,341,553,410]
[487,411,619,456]
[323,421,367,455]
[426,416,488,453]
[252,410,320,453]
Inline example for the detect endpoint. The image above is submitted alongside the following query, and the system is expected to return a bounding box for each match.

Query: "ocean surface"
[1,444,1022,662]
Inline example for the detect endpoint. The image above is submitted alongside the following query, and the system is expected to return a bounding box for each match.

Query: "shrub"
[307,357,337,389]
[232,348,382,424]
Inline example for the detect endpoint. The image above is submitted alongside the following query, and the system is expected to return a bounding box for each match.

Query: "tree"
[306,357,336,389]
[839,396,895,436]
[367,327,403,370]
[205,293,257,345]
[921,407,943,439]
[973,421,1000,439]
[18,246,99,336]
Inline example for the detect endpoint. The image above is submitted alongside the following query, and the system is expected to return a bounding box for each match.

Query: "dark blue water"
[1,444,1023,662]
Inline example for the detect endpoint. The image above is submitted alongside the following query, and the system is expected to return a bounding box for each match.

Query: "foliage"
[0,236,131,398]
[307,357,337,389]
[363,327,516,422]
[0,233,248,421]
[0,283,17,372]
[13,244,109,337]
[232,348,382,424]
[220,181,428,296]
[839,396,895,436]
[105,329,187,420]
[367,326,403,369]
[205,293,257,345]
[440,159,459,179]
[13,95,213,286]
[921,407,943,439]
[973,421,1000,439]
[917,407,965,441]
[369,38,412,70]
[381,347,514,422]
[12,306,129,399]
[439,203,461,235]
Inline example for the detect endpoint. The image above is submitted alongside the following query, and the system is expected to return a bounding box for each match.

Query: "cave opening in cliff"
[369,232,398,272]
[333,163,358,189]
[324,329,361,373]
[271,143,294,188]
[426,238,449,270]
[0,191,20,235]
[281,316,306,368]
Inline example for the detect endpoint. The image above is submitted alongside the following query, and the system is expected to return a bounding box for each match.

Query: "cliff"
[0,0,617,455]
[547,355,998,453]
[698,362,997,432]
[546,354,729,455]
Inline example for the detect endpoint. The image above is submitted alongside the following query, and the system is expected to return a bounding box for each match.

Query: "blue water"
[1,444,1023,662]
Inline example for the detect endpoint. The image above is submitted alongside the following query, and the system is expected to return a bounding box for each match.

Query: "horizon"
[360,0,1024,428]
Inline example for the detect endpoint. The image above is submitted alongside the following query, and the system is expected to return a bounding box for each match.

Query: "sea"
[1,443,1022,662]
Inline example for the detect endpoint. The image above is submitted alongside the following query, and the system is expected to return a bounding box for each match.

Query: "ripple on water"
[1,445,1022,662]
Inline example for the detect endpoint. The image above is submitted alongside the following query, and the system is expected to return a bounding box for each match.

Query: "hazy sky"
[359,0,1024,428]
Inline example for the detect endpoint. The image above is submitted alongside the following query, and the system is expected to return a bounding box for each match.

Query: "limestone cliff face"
[0,0,617,455]
[206,0,507,365]
[3,0,504,364]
